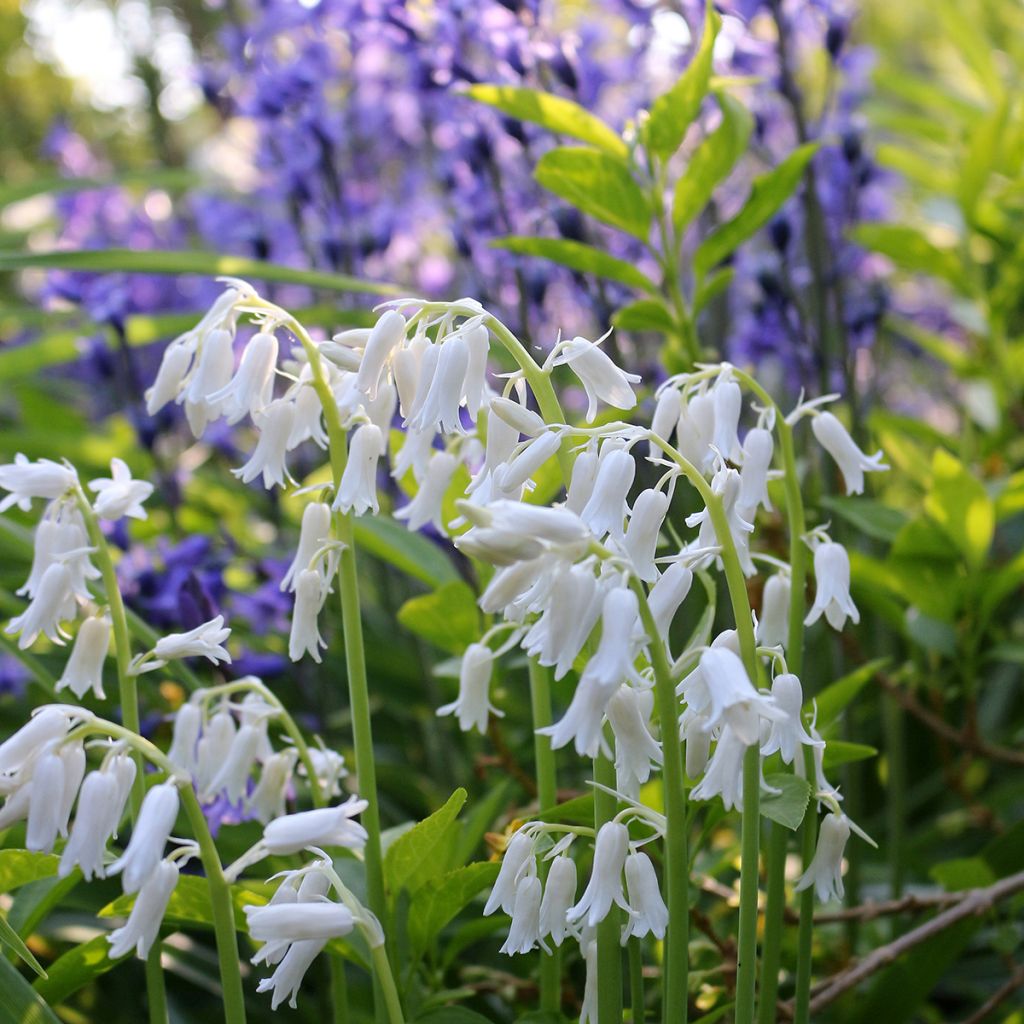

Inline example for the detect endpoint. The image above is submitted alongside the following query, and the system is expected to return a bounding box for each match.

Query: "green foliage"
[491,236,658,293]
[760,774,812,830]
[397,582,481,654]
[385,788,468,900]
[0,955,61,1024]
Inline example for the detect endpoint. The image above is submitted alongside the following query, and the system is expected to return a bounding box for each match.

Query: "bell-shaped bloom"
[711,377,743,461]
[678,629,740,707]
[196,709,237,793]
[646,562,693,642]
[607,686,662,799]
[539,856,577,946]
[395,451,459,532]
[145,343,193,415]
[580,447,635,539]
[461,324,491,418]
[812,412,888,495]
[256,937,326,1010]
[760,674,823,765]
[106,754,137,839]
[621,488,670,582]
[56,615,110,700]
[233,398,295,489]
[211,330,279,425]
[805,542,859,631]
[246,902,355,943]
[55,741,87,839]
[289,569,329,663]
[153,615,231,666]
[167,701,203,777]
[262,795,369,855]
[19,510,98,604]
[59,768,120,880]
[0,705,77,777]
[410,333,469,434]
[757,573,791,649]
[795,812,851,902]
[286,378,328,450]
[686,464,755,576]
[0,455,78,512]
[552,336,641,423]
[88,459,154,520]
[6,562,75,649]
[26,750,71,852]
[204,723,262,802]
[467,406,519,496]
[281,502,334,593]
[691,725,748,811]
[568,822,630,927]
[182,327,235,434]
[437,643,501,734]
[500,875,545,955]
[623,852,668,940]
[649,387,681,457]
[108,783,180,893]
[681,708,712,778]
[251,870,329,969]
[391,425,437,485]
[524,564,596,670]
[489,396,546,437]
[697,648,783,745]
[491,432,560,495]
[355,309,406,400]
[738,427,774,515]
[484,830,536,916]
[676,391,716,470]
[108,859,179,959]
[247,750,297,824]
[565,446,600,515]
[334,424,384,516]
[456,525,544,565]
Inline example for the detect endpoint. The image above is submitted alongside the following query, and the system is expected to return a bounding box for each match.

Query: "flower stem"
[630,581,689,1024]
[593,752,623,1023]
[370,945,406,1024]
[735,744,762,1024]
[757,822,789,1024]
[629,936,645,1022]
[794,749,818,1024]
[528,658,561,1013]
[145,945,169,1024]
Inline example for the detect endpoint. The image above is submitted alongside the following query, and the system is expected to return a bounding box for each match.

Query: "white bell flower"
[811,412,887,495]
[567,822,630,927]
[88,459,154,521]
[565,445,600,515]
[620,488,670,582]
[391,425,437,484]
[26,749,72,852]
[247,750,298,824]
[289,569,329,663]
[0,454,78,512]
[262,795,369,855]
[6,562,76,649]
[622,851,668,940]
[108,859,179,959]
[355,309,406,400]
[645,562,693,641]
[409,333,470,434]
[711,376,743,462]
[395,451,459,532]
[467,406,519,496]
[686,464,755,576]
[500,875,545,955]
[794,812,851,902]
[552,335,641,423]
[182,327,235,434]
[489,396,546,438]
[690,724,748,811]
[805,541,859,631]
[539,856,577,946]
[246,902,355,943]
[760,673,823,765]
[256,938,326,1010]
[697,647,784,745]
[524,564,595,669]
[56,614,110,700]
[437,643,501,734]
[286,379,328,450]
[108,783,180,893]
[0,705,79,777]
[196,709,237,793]
[676,391,716,470]
[152,615,231,667]
[203,722,263,802]
[461,323,491,418]
[105,754,136,839]
[757,573,791,649]
[167,701,203,776]
[681,708,712,778]
[365,379,397,442]
[649,387,681,458]
[484,830,536,916]
[491,432,561,495]
[59,768,119,880]
[737,427,774,515]
[210,330,279,425]
[281,502,334,593]
[676,628,740,708]
[233,398,296,489]
[607,686,663,799]
[145,342,193,415]
[580,447,635,539]
[334,423,384,516]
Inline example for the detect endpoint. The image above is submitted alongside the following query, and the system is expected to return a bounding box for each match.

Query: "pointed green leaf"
[811,658,890,729]
[612,299,676,334]
[0,851,59,893]
[354,515,458,588]
[33,936,115,1005]
[694,143,818,279]
[645,5,720,159]
[0,955,61,1023]
[534,148,650,241]
[924,448,994,568]
[821,741,878,770]
[0,912,46,978]
[398,581,481,654]
[849,224,963,290]
[407,861,500,956]
[463,85,626,159]
[385,789,468,899]
[491,236,657,293]
[693,267,736,317]
[760,774,812,830]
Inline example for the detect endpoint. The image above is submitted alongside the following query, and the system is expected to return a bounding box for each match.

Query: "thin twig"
[783,891,964,924]
[957,963,1024,1024]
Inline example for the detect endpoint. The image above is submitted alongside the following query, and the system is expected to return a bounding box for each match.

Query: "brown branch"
[777,869,1024,1016]
[957,962,1024,1024]
[810,891,963,924]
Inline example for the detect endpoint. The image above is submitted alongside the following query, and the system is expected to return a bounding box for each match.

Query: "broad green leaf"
[397,581,481,654]
[821,741,878,770]
[354,515,458,588]
[464,85,626,159]
[886,518,964,621]
[534,148,650,241]
[645,5,720,159]
[33,935,115,1005]
[0,912,46,978]
[850,224,963,290]
[454,778,516,867]
[0,168,199,208]
[760,773,812,830]
[0,850,59,892]
[673,92,753,233]
[904,608,957,656]
[819,496,908,544]
[693,267,735,317]
[0,248,399,296]
[491,236,657,293]
[385,789,467,899]
[811,658,890,729]
[612,299,676,334]
[0,955,61,1023]
[930,857,994,892]
[536,794,595,826]
[407,862,500,956]
[694,144,818,279]
[924,448,994,568]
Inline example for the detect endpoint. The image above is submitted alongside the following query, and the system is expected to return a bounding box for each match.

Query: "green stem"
[735,744,762,1024]
[593,752,623,1024]
[145,945,169,1024]
[630,582,689,1024]
[370,945,406,1024]
[629,936,645,1023]
[329,957,350,1024]
[757,822,788,1024]
[794,749,818,1024]
[528,658,561,1014]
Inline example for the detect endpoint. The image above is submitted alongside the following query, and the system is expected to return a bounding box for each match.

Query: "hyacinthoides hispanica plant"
[0,277,890,1023]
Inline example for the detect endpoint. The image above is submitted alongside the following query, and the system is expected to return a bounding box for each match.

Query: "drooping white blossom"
[794,812,851,902]
[538,856,577,947]
[233,398,296,489]
[500,875,545,955]
[211,330,279,425]
[551,335,641,423]
[437,643,501,734]
[0,455,78,512]
[281,502,334,592]
[289,569,329,663]
[757,573,791,649]
[108,859,179,959]
[334,423,385,516]
[568,822,629,927]
[262,796,369,855]
[56,615,110,700]
[152,616,232,667]
[88,459,154,520]
[811,412,888,495]
[108,783,180,894]
[622,851,668,941]
[805,542,859,631]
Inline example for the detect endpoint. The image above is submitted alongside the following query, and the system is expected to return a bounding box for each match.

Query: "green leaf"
[693,267,735,317]
[407,862,500,956]
[645,5,719,159]
[0,168,199,208]
[612,299,676,334]
[353,515,458,588]
[760,774,812,830]
[692,1005,735,1024]
[534,148,650,241]
[397,582,481,654]
[673,92,753,233]
[819,496,908,544]
[930,857,994,893]
[0,850,59,892]
[924,448,994,568]
[100,875,272,931]
[850,224,963,290]
[463,85,626,160]
[694,144,818,279]
[0,912,46,978]
[0,955,61,1023]
[491,236,657,293]
[0,248,399,296]
[904,608,958,656]
[535,794,595,826]
[385,789,468,899]
[821,741,878,770]
[33,935,116,1005]
[811,658,890,729]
